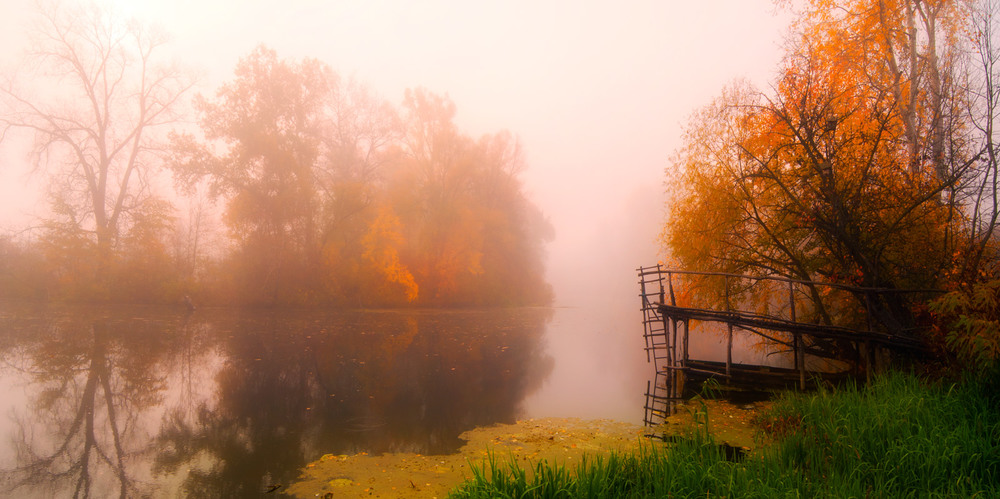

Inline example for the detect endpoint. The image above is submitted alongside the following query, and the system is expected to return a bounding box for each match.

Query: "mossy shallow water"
[284,418,645,498]
[655,398,770,450]
[284,400,767,498]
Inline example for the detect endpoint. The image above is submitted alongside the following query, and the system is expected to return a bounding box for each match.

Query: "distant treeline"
[0,7,552,308]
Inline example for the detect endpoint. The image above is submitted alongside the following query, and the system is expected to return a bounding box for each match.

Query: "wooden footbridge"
[638,265,936,426]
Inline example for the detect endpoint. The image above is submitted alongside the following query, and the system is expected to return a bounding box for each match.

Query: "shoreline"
[286,399,766,498]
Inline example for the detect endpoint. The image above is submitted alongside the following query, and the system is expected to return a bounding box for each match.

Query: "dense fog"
[0,0,790,309]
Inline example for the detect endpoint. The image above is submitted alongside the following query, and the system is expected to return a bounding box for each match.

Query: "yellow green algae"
[285,400,767,498]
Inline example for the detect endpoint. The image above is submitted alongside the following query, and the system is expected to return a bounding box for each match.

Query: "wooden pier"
[639,265,935,426]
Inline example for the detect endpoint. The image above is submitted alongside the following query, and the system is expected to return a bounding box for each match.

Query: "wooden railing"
[638,266,938,425]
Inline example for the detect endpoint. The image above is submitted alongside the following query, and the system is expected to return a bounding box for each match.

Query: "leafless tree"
[962,0,1000,280]
[0,1,193,263]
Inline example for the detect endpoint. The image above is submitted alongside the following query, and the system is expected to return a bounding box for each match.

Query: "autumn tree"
[393,88,552,305]
[664,0,992,364]
[962,0,1000,279]
[112,197,175,302]
[393,89,481,303]
[173,49,552,307]
[0,231,50,300]
[169,192,217,290]
[172,46,330,305]
[467,130,553,305]
[0,1,192,296]
[927,0,1000,374]
[316,77,409,304]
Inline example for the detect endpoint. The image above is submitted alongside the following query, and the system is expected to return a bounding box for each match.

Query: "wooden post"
[865,340,873,384]
[796,335,806,390]
[792,341,799,379]
[674,345,685,398]
[644,378,651,424]
[676,319,688,400]
[667,271,676,306]
[682,319,689,367]
[665,368,674,412]
[725,276,732,377]
[790,282,798,373]
[671,318,678,368]
[663,315,670,359]
[789,281,805,391]
[660,267,666,304]
[727,324,733,377]
[864,293,874,385]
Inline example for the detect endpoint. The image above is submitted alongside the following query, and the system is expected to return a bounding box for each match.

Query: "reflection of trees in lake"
[153,308,554,495]
[0,310,178,498]
[311,310,557,454]
[0,307,553,496]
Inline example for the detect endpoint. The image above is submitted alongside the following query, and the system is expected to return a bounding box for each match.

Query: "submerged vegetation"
[449,372,1000,498]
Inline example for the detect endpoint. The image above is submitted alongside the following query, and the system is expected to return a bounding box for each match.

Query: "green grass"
[449,372,1000,498]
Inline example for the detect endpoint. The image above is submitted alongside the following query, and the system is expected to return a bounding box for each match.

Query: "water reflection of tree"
[0,313,174,498]
[312,310,557,454]
[153,308,554,495]
[154,312,319,497]
[0,306,555,495]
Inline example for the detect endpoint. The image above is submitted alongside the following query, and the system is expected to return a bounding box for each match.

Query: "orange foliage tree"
[172,46,330,305]
[392,89,552,306]
[664,0,995,362]
[0,12,550,307]
[172,50,551,307]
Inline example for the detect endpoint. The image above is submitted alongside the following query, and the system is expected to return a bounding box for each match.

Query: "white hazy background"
[0,0,791,421]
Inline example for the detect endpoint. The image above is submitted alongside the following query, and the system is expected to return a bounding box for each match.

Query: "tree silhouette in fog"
[0,2,192,301]
[170,47,552,306]
[0,5,551,308]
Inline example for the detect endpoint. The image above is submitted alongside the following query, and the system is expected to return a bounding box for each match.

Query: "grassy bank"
[449,372,1000,498]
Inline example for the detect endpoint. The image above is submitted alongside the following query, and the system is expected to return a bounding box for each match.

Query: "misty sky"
[0,0,791,307]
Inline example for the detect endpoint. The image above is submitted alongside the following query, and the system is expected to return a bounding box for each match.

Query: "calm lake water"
[0,304,648,497]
